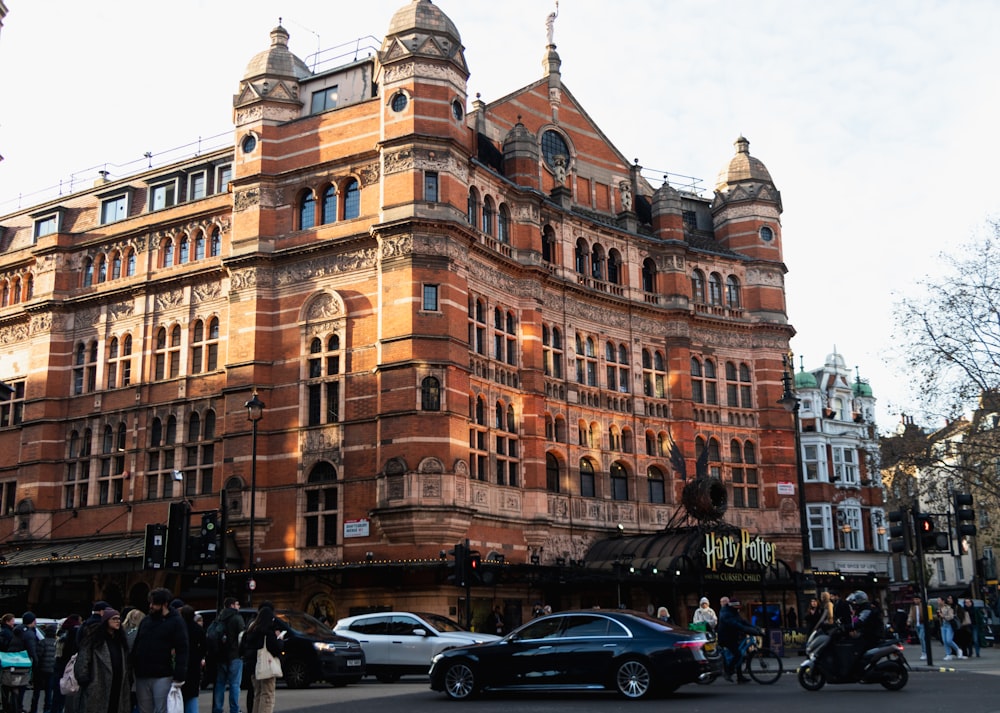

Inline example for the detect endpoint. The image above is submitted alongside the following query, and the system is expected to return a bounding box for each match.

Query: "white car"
[333,611,500,682]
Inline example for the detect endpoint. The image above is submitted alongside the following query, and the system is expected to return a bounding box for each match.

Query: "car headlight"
[314,642,338,653]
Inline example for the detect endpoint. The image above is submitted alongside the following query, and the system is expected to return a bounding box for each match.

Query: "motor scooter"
[797,624,909,691]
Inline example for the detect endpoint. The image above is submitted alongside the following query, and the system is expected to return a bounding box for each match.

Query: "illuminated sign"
[703,529,777,572]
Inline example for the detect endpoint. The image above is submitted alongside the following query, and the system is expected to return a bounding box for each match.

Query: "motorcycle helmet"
[846,590,868,606]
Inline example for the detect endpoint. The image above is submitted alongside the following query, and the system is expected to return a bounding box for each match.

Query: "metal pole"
[216,488,227,613]
[248,418,258,607]
[912,505,933,667]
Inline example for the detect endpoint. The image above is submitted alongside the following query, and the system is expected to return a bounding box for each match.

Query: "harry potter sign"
[703,529,777,572]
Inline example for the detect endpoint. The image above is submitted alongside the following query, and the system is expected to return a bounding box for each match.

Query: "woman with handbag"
[239,607,284,713]
[936,597,964,661]
[73,609,132,713]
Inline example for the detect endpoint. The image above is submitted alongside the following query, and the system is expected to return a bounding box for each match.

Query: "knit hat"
[92,601,110,612]
[21,612,35,625]
[699,597,710,605]
[169,599,185,610]
[101,609,121,624]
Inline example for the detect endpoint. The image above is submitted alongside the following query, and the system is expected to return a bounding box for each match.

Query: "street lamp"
[245,391,265,606]
[777,356,811,573]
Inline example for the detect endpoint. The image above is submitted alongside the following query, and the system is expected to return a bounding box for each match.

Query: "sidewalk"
[913,643,998,671]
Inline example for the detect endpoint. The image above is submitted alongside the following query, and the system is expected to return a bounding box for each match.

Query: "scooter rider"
[844,591,883,652]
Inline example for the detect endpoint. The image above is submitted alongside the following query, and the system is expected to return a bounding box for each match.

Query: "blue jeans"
[183,698,199,713]
[915,623,926,656]
[941,622,961,656]
[212,659,243,713]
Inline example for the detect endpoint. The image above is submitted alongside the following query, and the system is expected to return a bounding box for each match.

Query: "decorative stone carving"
[29,314,52,334]
[360,163,380,187]
[108,301,134,320]
[386,475,404,500]
[384,458,407,475]
[0,323,28,345]
[306,293,342,321]
[418,457,444,474]
[275,249,379,286]
[421,476,441,497]
[154,290,183,310]
[234,188,260,212]
[192,283,221,303]
[381,235,413,259]
[235,106,264,124]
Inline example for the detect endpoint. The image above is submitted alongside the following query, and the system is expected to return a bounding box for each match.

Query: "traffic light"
[199,511,220,563]
[165,500,190,569]
[448,542,468,587]
[953,493,977,537]
[467,550,482,584]
[888,510,911,555]
[916,513,950,552]
[144,523,167,570]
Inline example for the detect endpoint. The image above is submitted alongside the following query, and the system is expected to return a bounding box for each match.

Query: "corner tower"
[377,0,470,216]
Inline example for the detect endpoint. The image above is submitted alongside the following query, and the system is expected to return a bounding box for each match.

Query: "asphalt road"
[197,664,1000,713]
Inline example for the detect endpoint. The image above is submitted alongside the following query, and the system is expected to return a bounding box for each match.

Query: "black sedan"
[429,609,710,700]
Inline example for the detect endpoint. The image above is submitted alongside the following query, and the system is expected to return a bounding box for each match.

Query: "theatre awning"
[0,536,145,576]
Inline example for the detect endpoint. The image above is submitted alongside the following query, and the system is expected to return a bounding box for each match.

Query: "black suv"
[197,608,365,688]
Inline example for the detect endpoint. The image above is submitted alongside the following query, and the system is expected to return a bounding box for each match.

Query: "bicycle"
[722,633,783,685]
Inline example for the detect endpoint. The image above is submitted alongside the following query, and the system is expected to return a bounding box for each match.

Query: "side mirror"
[412,628,428,637]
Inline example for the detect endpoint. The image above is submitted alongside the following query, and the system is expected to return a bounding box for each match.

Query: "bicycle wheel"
[746,649,783,684]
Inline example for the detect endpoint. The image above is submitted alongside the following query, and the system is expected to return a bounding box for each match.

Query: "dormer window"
[188,171,207,201]
[149,178,178,211]
[311,86,338,114]
[33,213,59,239]
[215,164,232,194]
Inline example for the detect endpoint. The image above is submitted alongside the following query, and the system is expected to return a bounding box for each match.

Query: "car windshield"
[415,613,467,633]
[276,611,334,636]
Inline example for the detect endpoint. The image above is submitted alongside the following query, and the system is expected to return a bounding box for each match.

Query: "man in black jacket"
[717,597,761,683]
[211,598,246,713]
[131,588,189,713]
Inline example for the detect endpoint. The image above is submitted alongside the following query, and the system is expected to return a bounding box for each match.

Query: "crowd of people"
[0,591,286,713]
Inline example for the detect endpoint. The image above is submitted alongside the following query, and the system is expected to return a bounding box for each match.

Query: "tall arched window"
[111,251,122,279]
[542,225,555,262]
[322,185,337,224]
[210,228,221,257]
[546,453,561,493]
[607,249,622,285]
[304,462,339,547]
[579,459,596,498]
[610,462,628,500]
[163,238,174,267]
[642,258,656,293]
[482,195,495,235]
[126,250,137,276]
[575,238,588,274]
[300,191,316,230]
[498,204,511,244]
[421,376,441,411]
[83,258,94,287]
[590,244,605,280]
[194,231,206,260]
[647,466,665,504]
[343,179,360,219]
[691,269,705,302]
[470,394,488,481]
[467,187,480,226]
[726,275,741,307]
[178,235,189,264]
[306,333,342,426]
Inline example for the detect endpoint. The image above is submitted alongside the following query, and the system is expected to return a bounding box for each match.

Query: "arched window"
[726,275,741,308]
[194,231,206,261]
[467,187,480,226]
[498,204,511,244]
[732,440,759,507]
[579,459,596,498]
[647,466,666,504]
[306,331,342,426]
[210,228,221,257]
[111,251,122,280]
[126,250,136,276]
[546,453,561,493]
[178,235,189,264]
[343,179,360,219]
[482,195,495,235]
[322,185,337,224]
[708,272,723,305]
[610,462,628,500]
[691,357,704,403]
[83,258,94,287]
[304,462,339,547]
[591,244,605,280]
[300,191,316,230]
[691,269,705,302]
[642,258,656,293]
[163,238,174,267]
[95,256,106,283]
[421,376,441,411]
[575,238,588,274]
[607,249,622,285]
[542,225,555,262]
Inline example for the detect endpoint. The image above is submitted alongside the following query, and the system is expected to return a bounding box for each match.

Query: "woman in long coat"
[74,609,132,713]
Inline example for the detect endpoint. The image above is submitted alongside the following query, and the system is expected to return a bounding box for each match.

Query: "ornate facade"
[0,1,804,627]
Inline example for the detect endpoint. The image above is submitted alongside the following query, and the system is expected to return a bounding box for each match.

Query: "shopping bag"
[166,685,183,713]
[59,654,80,694]
[255,647,283,680]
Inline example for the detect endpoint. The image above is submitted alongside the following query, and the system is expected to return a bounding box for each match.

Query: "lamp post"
[778,356,813,624]
[245,392,265,606]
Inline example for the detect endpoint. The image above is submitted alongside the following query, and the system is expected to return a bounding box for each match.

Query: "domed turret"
[795,368,818,390]
[715,136,773,192]
[243,25,311,83]
[381,0,466,70]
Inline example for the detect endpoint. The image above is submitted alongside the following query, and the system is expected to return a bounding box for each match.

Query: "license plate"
[704,642,716,653]
[347,659,362,666]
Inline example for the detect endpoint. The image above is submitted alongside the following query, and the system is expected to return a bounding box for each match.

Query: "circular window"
[759,226,774,242]
[452,99,464,121]
[541,130,570,169]
[390,92,408,113]
[241,134,257,154]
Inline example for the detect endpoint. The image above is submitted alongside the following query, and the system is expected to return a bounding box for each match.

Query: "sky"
[2,0,999,433]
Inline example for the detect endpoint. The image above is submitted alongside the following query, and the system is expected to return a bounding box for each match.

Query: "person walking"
[692,597,717,630]
[907,596,927,660]
[14,612,40,713]
[966,598,984,658]
[803,597,820,634]
[30,622,57,713]
[74,609,131,713]
[179,607,204,713]
[936,597,964,661]
[210,598,244,713]
[240,607,284,713]
[50,615,81,713]
[130,588,189,713]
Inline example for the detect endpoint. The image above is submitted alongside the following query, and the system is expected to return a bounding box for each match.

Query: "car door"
[344,615,391,666]
[386,614,435,669]
[556,614,627,686]
[502,615,567,687]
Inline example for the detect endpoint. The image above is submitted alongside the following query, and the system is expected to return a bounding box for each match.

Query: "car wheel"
[282,659,311,689]
[375,672,401,683]
[615,658,653,699]
[442,661,477,700]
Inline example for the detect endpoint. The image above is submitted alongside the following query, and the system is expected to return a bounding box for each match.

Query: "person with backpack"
[13,612,40,713]
[51,615,81,713]
[210,598,244,713]
[29,623,57,713]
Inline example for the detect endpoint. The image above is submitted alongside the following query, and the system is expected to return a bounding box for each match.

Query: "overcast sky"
[2,0,998,432]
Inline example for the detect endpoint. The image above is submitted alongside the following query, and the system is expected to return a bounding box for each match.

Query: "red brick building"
[0,1,802,627]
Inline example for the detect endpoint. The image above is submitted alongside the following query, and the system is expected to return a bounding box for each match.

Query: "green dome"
[794,369,818,389]
[852,380,874,397]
